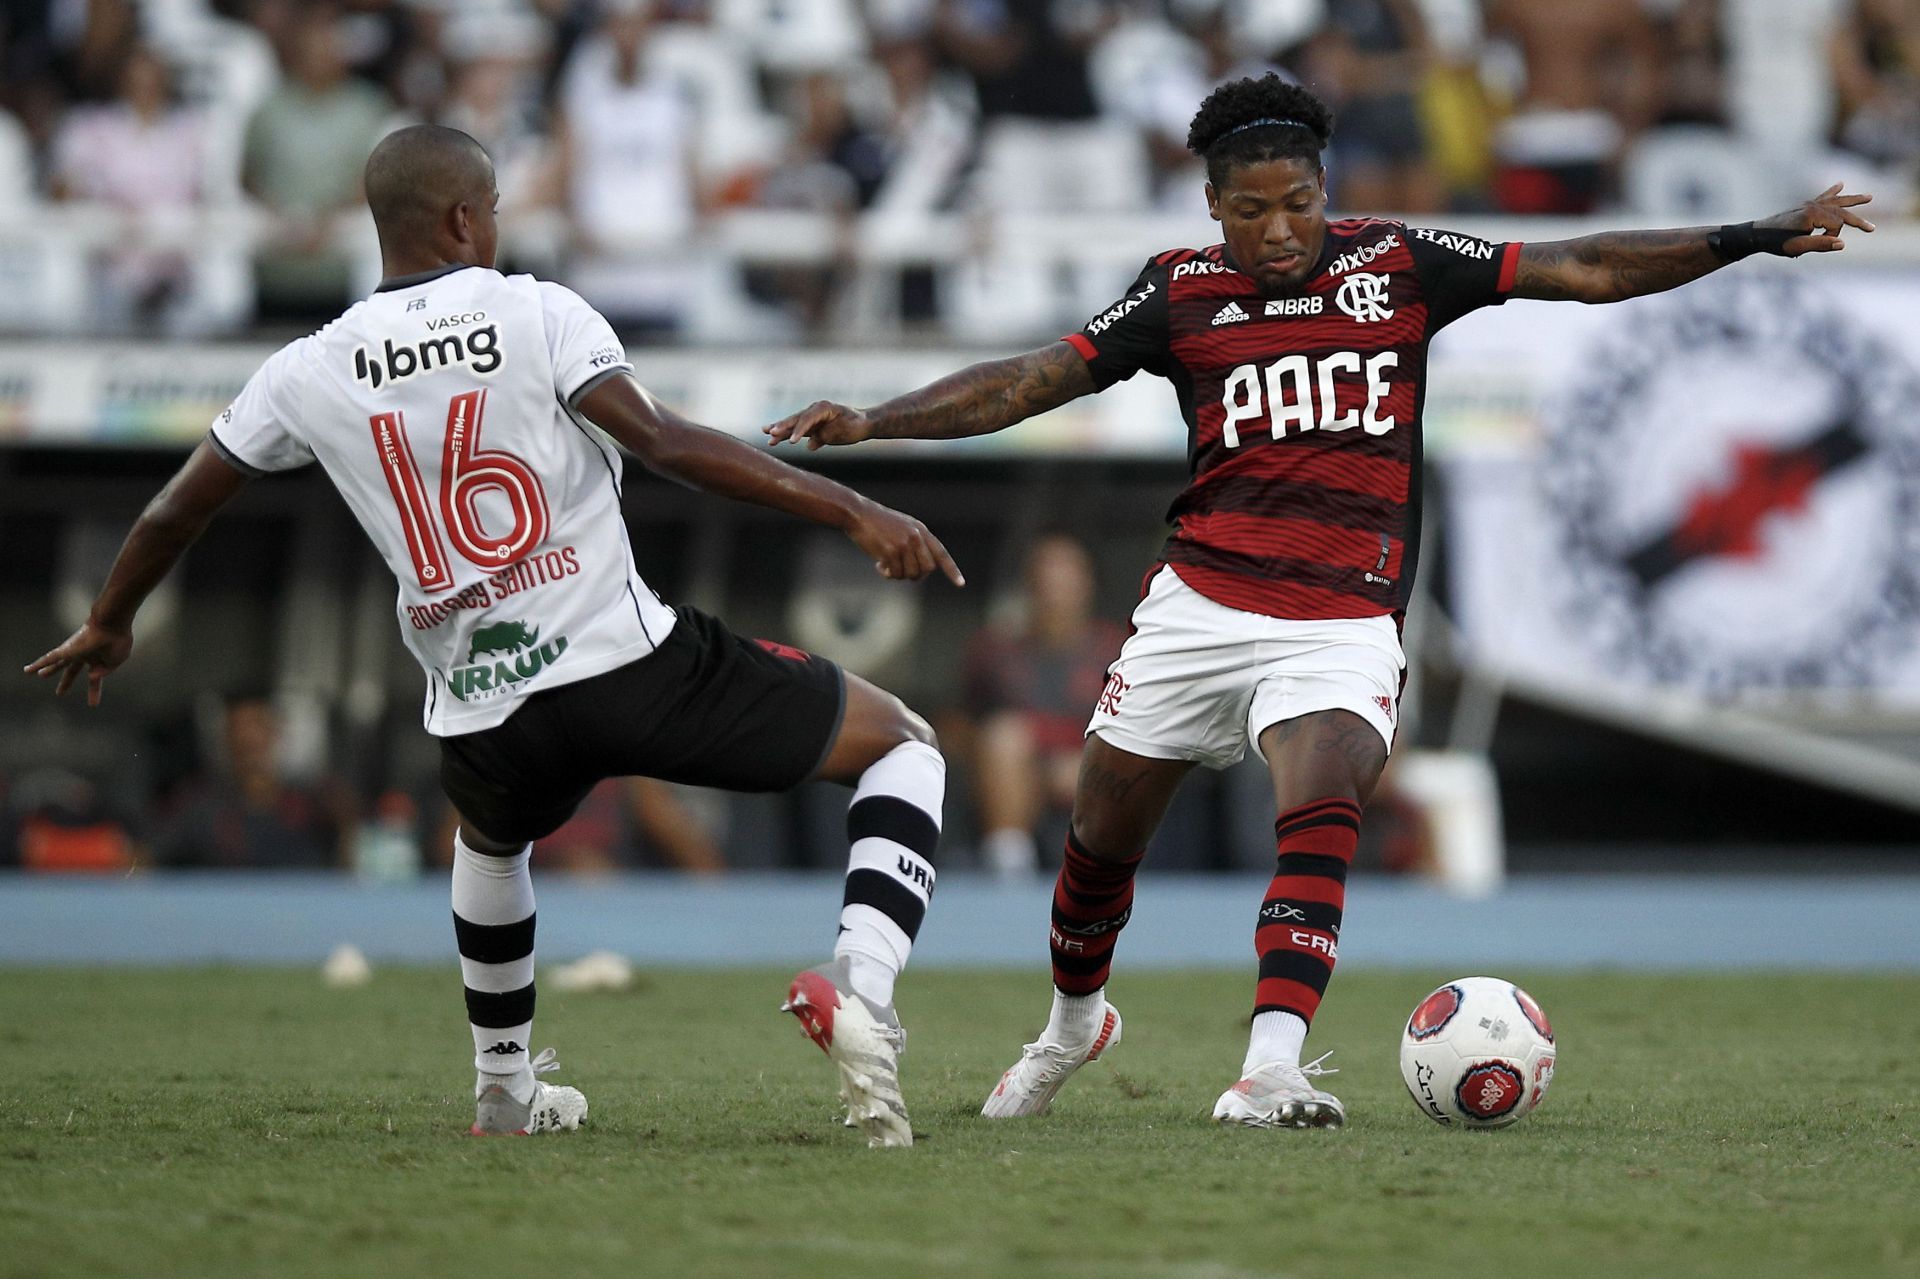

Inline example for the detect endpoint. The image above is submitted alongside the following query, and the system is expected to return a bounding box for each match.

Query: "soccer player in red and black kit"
[769,76,1873,1128]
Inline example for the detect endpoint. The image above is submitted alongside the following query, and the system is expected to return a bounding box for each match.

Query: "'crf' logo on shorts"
[1374,695,1394,721]
[1097,672,1129,715]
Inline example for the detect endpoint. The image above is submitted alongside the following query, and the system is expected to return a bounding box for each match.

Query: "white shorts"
[1086,567,1405,770]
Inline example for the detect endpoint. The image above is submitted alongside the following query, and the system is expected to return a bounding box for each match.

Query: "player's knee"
[455,821,522,856]
[891,702,937,753]
[1066,814,1139,865]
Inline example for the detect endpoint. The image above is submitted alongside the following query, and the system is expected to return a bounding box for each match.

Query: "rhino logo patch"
[449,619,568,701]
[469,620,540,663]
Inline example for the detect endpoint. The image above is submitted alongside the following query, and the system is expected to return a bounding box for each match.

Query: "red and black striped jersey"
[1064,218,1521,620]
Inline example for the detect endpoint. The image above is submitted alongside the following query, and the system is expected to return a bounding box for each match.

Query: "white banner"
[1439,266,1920,706]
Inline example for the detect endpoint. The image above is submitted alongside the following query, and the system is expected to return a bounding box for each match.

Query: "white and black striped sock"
[451,831,536,1092]
[835,740,944,1008]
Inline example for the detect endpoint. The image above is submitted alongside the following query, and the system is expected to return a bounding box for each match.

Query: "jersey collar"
[374,263,475,294]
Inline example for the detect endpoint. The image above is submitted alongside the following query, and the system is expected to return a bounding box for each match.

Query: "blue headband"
[1221,117,1310,141]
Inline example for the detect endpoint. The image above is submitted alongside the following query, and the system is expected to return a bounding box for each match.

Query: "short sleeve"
[539,280,633,405]
[1404,227,1522,335]
[209,341,314,475]
[1062,258,1171,391]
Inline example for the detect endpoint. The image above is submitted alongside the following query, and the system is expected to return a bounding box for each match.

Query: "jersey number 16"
[369,388,551,593]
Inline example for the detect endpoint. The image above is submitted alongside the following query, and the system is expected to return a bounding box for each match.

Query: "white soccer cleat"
[1212,1052,1345,1129]
[470,1047,589,1136]
[781,958,912,1149]
[980,1002,1123,1118]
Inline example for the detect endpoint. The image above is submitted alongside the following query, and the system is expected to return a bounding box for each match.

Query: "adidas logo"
[1211,302,1249,326]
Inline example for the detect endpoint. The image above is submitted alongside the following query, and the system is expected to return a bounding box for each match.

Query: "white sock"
[982,828,1038,878]
[1244,1010,1308,1074]
[842,952,895,1008]
[1044,985,1106,1045]
[834,740,945,1009]
[452,831,537,1093]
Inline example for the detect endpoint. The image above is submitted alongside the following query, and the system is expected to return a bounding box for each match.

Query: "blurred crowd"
[0,687,732,875]
[0,0,1913,337]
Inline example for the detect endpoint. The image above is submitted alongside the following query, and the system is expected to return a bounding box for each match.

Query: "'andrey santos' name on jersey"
[353,314,503,389]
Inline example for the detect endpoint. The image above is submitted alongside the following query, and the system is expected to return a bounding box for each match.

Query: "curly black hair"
[1186,74,1333,187]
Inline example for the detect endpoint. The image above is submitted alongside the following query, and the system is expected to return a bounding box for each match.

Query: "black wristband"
[1707,221,1799,263]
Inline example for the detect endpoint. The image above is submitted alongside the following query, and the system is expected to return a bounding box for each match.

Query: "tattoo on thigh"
[1265,718,1310,746]
[1316,719,1385,774]
[1081,761,1142,804]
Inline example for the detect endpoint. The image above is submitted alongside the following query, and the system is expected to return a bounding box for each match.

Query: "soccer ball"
[1399,976,1556,1128]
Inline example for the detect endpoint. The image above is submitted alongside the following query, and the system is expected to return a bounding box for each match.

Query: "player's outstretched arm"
[24,441,253,706]
[764,340,1096,450]
[576,372,964,586]
[1511,185,1874,304]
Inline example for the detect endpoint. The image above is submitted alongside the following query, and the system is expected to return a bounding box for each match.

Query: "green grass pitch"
[4,966,1917,1279]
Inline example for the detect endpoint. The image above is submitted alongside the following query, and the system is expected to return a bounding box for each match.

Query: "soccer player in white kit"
[26,126,961,1148]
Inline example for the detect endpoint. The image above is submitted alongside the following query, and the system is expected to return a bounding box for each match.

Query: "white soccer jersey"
[209,264,678,735]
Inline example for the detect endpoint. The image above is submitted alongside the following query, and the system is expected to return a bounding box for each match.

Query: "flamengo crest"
[1335,273,1394,323]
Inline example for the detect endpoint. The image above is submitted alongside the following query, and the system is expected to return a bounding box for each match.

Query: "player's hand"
[765,401,875,451]
[24,619,133,707]
[844,500,965,587]
[1758,185,1875,255]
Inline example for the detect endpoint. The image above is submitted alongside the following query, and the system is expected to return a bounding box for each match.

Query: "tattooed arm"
[764,341,1097,449]
[1512,185,1875,305]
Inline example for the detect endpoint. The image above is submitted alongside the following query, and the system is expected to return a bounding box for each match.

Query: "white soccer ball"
[1399,976,1556,1128]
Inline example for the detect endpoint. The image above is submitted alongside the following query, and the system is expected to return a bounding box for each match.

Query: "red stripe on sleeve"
[1497,241,1521,294]
[1062,333,1097,361]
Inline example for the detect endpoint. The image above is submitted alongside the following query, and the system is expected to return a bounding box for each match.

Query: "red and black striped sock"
[1050,831,1144,997]
[1253,797,1361,1023]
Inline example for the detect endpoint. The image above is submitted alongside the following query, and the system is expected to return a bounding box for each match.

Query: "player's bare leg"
[810,674,938,786]
[1068,733,1198,859]
[781,674,945,1148]
[982,733,1193,1116]
[453,818,587,1136]
[1213,709,1385,1129]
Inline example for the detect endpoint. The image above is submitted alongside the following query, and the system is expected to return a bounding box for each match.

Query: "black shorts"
[439,606,846,845]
